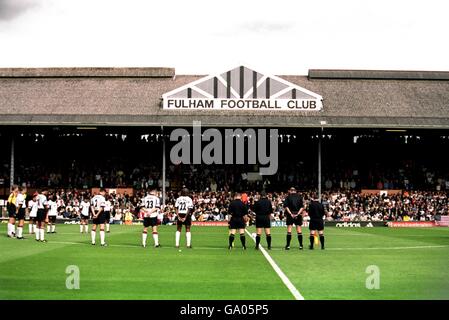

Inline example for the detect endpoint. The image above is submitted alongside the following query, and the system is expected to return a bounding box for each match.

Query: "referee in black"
[252,190,273,250]
[307,192,326,250]
[283,187,305,250]
[228,192,249,250]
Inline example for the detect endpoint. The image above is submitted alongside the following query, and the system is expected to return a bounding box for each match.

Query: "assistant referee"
[252,190,273,250]
[228,193,249,250]
[307,193,326,250]
[283,187,305,250]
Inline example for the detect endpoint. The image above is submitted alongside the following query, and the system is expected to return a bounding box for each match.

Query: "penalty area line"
[245,229,304,300]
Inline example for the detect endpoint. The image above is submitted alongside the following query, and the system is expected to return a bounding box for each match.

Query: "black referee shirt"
[228,199,248,219]
[253,198,273,216]
[283,193,303,212]
[308,200,325,220]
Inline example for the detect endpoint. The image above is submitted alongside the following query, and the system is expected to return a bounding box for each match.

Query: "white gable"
[162,66,322,111]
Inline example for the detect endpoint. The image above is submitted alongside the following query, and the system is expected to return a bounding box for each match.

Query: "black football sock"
[240,234,246,247]
[286,232,292,247]
[229,234,235,247]
[297,233,303,247]
[266,235,272,248]
[255,235,261,247]
[309,235,314,248]
[320,235,325,248]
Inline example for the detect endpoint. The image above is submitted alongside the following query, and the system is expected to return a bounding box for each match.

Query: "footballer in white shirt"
[174,188,194,248]
[35,189,49,242]
[90,188,107,246]
[46,194,58,234]
[28,193,38,235]
[103,196,112,233]
[140,189,161,248]
[79,196,90,234]
[15,187,27,239]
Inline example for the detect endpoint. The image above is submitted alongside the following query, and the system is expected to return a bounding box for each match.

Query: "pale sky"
[1,0,449,75]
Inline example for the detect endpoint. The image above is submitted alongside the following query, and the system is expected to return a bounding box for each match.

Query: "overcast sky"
[0,0,448,75]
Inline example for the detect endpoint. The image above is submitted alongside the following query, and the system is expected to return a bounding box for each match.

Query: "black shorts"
[8,204,16,218]
[309,219,324,231]
[286,213,303,226]
[229,218,246,230]
[177,214,192,226]
[80,214,89,221]
[48,216,57,223]
[144,217,158,227]
[16,208,26,220]
[104,211,111,222]
[255,216,271,228]
[92,211,106,225]
[36,209,47,222]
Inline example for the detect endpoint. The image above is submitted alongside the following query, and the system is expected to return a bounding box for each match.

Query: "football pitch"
[1,224,448,300]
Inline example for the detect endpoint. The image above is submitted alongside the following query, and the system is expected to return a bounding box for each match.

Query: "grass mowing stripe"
[245,229,304,300]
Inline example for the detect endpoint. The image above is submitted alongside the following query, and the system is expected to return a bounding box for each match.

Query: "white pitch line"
[245,229,304,300]
[325,245,449,251]
[34,240,449,252]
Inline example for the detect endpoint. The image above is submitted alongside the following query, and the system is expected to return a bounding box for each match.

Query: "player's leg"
[152,224,160,247]
[91,223,97,245]
[51,217,56,233]
[264,227,272,249]
[84,217,89,233]
[35,219,41,241]
[175,222,182,248]
[318,229,325,249]
[99,223,106,246]
[228,228,236,249]
[17,218,24,239]
[105,212,110,233]
[29,218,34,234]
[39,218,46,242]
[255,227,262,249]
[285,222,293,250]
[309,230,316,249]
[296,224,303,249]
[15,209,25,239]
[185,222,192,248]
[239,228,246,250]
[142,226,148,247]
[40,212,48,242]
[8,216,16,237]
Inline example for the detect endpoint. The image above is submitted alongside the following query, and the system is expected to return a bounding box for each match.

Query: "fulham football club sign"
[162,66,323,111]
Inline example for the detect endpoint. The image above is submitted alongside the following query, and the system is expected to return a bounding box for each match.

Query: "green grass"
[0,223,448,300]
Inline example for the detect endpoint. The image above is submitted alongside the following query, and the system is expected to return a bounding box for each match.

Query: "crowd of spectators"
[7,188,447,223]
[2,159,449,193]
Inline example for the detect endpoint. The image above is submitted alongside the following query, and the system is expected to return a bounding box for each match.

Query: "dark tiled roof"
[0,68,448,128]
[308,69,449,80]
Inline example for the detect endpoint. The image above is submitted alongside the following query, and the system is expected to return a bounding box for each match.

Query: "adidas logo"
[336,222,361,228]
[366,222,374,228]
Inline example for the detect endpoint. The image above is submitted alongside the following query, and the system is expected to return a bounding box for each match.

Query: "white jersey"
[47,200,58,216]
[175,196,194,215]
[36,194,48,209]
[91,195,106,211]
[142,195,161,218]
[29,200,38,218]
[104,200,112,212]
[80,201,90,216]
[15,193,26,209]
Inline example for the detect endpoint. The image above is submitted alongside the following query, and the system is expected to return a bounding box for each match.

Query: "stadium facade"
[0,66,448,200]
